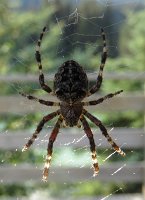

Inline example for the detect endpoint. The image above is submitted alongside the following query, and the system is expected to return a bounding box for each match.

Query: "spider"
[20,26,125,182]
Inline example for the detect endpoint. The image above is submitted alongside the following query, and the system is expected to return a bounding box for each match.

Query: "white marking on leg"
[42,155,52,182]
[92,151,99,176]
[36,46,40,51]
[22,145,28,152]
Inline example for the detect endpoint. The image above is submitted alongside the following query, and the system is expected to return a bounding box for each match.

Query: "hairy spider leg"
[88,28,107,96]
[83,109,126,156]
[19,92,60,106]
[42,116,63,182]
[80,115,99,176]
[35,26,52,93]
[22,110,60,152]
[82,90,123,106]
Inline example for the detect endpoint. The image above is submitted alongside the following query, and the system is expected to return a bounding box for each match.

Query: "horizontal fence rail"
[0,93,144,114]
[0,195,143,200]
[0,128,144,150]
[0,72,145,83]
[0,194,144,200]
[0,162,144,183]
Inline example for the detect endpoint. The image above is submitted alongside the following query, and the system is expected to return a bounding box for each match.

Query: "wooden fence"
[0,72,144,199]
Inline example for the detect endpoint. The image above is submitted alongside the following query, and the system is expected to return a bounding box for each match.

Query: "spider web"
[0,0,144,199]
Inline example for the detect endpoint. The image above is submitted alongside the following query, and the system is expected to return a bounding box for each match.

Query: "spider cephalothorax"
[20,26,125,182]
[60,101,83,127]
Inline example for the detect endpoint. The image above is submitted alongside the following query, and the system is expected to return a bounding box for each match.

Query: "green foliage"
[0,184,27,197]
[100,111,144,128]
[0,1,144,198]
[0,3,62,75]
[120,10,145,71]
[0,149,44,165]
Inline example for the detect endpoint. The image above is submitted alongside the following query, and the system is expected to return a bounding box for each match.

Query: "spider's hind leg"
[83,109,125,157]
[43,115,63,182]
[22,110,60,152]
[80,115,99,176]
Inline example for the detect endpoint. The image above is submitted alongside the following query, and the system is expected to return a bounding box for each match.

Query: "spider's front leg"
[88,28,107,96]
[19,92,60,106]
[35,27,52,93]
[80,115,99,176]
[43,115,63,182]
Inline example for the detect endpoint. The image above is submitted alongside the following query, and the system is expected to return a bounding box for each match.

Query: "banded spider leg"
[35,26,52,93]
[43,116,63,181]
[80,115,99,176]
[88,28,108,96]
[22,110,60,152]
[83,109,125,157]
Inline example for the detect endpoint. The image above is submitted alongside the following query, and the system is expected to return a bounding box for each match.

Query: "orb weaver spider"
[20,26,125,182]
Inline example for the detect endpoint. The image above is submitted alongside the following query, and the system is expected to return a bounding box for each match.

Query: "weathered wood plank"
[0,162,144,183]
[0,128,144,150]
[0,194,143,200]
[0,71,145,83]
[0,94,144,114]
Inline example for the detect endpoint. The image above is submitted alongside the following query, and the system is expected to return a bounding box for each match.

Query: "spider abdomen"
[54,60,88,103]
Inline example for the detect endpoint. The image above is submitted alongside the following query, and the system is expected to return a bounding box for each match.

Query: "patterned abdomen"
[54,60,88,103]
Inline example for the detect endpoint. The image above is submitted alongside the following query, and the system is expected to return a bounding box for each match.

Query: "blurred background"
[0,0,145,199]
